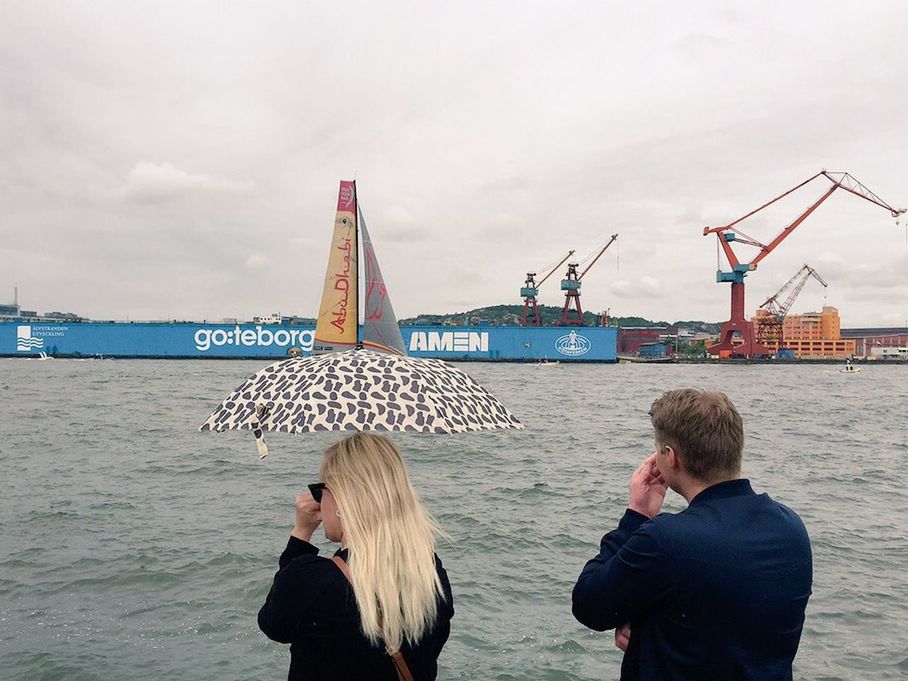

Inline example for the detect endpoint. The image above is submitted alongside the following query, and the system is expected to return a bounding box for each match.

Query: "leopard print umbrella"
[200,348,524,457]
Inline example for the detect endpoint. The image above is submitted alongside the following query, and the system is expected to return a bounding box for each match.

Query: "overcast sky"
[2,1,907,327]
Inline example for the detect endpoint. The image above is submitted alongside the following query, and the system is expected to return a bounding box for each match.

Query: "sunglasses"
[308,482,328,503]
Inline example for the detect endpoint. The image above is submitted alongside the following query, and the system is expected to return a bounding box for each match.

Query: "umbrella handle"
[254,427,269,459]
[253,405,270,459]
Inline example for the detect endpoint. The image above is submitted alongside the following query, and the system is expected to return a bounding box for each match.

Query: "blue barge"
[1,322,617,362]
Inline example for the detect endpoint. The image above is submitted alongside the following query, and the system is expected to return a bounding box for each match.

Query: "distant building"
[44,311,84,321]
[639,342,670,358]
[281,316,316,326]
[0,299,84,322]
[841,327,908,357]
[869,346,908,360]
[676,327,713,344]
[618,326,678,355]
[773,306,855,358]
[1,287,21,318]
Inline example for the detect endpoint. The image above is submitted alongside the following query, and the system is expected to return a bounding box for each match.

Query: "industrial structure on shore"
[702,170,904,358]
[512,169,905,362]
[614,315,908,361]
[521,236,618,326]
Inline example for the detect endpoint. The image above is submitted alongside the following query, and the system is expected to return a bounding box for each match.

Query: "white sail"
[360,208,406,355]
[313,181,358,354]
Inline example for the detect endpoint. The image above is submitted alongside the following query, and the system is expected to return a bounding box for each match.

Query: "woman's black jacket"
[258,537,454,680]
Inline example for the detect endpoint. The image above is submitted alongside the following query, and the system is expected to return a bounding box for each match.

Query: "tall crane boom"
[703,170,904,358]
[760,264,828,319]
[579,234,619,279]
[704,171,905,272]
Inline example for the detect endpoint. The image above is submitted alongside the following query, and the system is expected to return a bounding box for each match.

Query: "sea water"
[1,360,906,680]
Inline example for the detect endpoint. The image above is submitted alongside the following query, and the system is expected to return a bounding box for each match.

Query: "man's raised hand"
[628,452,668,518]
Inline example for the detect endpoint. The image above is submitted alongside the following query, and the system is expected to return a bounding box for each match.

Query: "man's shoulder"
[760,493,811,539]
[637,509,689,541]
[675,489,810,543]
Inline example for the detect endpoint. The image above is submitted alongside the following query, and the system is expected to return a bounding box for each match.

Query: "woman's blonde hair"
[321,433,445,652]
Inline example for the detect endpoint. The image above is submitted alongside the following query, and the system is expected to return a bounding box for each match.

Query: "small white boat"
[839,366,861,374]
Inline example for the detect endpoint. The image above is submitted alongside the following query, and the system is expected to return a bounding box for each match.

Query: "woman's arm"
[258,536,320,643]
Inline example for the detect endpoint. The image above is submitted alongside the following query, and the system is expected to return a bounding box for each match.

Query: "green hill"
[399,305,719,333]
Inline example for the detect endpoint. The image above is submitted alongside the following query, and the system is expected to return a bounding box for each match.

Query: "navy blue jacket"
[572,479,812,681]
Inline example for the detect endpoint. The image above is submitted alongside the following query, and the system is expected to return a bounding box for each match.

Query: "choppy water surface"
[1,360,907,680]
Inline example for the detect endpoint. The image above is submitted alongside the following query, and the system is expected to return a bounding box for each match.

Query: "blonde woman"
[258,433,454,680]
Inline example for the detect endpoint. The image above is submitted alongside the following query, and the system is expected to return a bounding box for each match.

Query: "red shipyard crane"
[754,264,827,351]
[703,171,904,357]
[559,234,618,326]
[521,250,575,326]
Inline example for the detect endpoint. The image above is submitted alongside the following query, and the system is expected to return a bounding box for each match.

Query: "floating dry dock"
[1,322,618,362]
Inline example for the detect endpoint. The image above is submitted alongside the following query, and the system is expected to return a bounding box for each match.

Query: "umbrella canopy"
[200,349,524,456]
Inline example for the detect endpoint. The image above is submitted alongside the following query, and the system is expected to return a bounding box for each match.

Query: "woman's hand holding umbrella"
[291,493,322,542]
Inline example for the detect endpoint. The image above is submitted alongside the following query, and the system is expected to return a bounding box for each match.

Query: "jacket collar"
[689,478,753,506]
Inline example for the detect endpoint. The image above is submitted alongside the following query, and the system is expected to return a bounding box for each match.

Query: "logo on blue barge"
[555,331,591,356]
[193,326,314,352]
[16,326,44,352]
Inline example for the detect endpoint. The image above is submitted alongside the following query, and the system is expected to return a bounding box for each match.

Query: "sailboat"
[313,180,406,356]
[200,180,523,453]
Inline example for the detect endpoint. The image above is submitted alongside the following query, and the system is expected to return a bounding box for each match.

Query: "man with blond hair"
[572,389,812,681]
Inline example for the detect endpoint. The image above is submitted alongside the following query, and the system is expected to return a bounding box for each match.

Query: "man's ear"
[664,445,681,472]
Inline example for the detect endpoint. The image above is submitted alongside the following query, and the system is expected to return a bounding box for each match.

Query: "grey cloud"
[611,277,661,300]
[117,162,254,204]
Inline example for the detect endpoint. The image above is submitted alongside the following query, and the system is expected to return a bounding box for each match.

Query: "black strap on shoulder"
[330,556,415,681]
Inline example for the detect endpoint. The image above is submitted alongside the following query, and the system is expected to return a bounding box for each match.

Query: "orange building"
[751,305,856,358]
[762,306,855,358]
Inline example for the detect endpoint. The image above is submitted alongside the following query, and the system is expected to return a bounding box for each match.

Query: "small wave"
[541,638,586,654]
[0,651,105,681]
